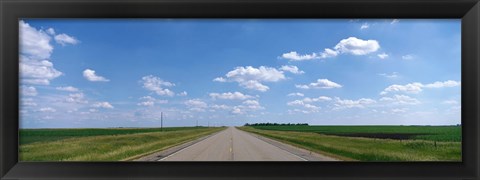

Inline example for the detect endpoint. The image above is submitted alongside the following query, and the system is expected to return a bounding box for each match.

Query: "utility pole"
[161,112,163,132]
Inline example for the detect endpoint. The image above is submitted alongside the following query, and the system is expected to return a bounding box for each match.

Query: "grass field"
[19,127,225,161]
[239,126,461,161]
[249,125,461,142]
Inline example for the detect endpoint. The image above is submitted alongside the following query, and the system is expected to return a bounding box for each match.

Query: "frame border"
[1,0,479,179]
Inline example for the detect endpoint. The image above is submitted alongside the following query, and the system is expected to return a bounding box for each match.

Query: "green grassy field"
[20,127,225,161]
[239,126,461,161]
[249,125,461,142]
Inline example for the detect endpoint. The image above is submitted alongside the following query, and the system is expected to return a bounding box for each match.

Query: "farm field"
[239,125,461,161]
[19,127,225,161]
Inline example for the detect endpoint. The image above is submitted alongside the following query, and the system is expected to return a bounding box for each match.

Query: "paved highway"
[159,127,337,161]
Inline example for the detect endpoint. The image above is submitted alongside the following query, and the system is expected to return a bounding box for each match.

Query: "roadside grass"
[249,125,461,142]
[20,127,203,145]
[19,127,225,161]
[239,126,461,161]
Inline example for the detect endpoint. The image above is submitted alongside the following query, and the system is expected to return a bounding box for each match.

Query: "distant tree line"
[244,123,309,126]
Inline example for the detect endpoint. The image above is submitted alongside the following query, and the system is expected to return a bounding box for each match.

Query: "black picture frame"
[1,0,479,179]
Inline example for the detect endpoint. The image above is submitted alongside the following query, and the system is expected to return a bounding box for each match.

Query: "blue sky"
[19,19,461,128]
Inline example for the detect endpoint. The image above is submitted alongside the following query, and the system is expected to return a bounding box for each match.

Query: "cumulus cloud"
[378,72,399,78]
[281,37,380,61]
[360,23,369,30]
[65,93,88,104]
[54,33,79,46]
[230,100,264,114]
[213,66,286,92]
[280,52,319,61]
[21,86,38,96]
[391,19,399,24]
[334,97,376,109]
[177,91,188,96]
[19,21,78,86]
[380,80,460,95]
[334,37,380,55]
[137,96,157,106]
[209,92,254,100]
[56,86,79,92]
[185,99,208,112]
[380,94,420,105]
[92,102,114,109]
[140,75,175,96]
[38,107,56,113]
[287,96,330,113]
[296,79,342,89]
[21,98,37,106]
[287,92,304,97]
[377,53,389,59]
[19,20,53,59]
[83,69,110,82]
[279,65,305,74]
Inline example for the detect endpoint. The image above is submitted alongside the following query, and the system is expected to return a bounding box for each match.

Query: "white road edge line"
[157,129,227,161]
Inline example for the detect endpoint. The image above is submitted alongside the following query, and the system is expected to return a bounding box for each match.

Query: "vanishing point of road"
[155,127,338,161]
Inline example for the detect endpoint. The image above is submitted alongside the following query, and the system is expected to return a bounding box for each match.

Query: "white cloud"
[56,86,79,92]
[287,92,304,97]
[381,83,424,95]
[21,86,38,96]
[242,100,264,110]
[302,96,332,103]
[211,104,231,110]
[140,75,175,96]
[21,98,37,106]
[380,94,420,105]
[279,65,305,74]
[54,33,79,46]
[402,54,415,60]
[391,108,407,113]
[377,53,389,59]
[334,97,376,109]
[137,96,157,106]
[20,56,62,85]
[19,21,72,86]
[19,20,53,59]
[378,72,399,78]
[281,51,319,61]
[360,23,369,30]
[185,99,208,112]
[295,84,310,89]
[38,107,56,113]
[92,102,114,109]
[424,80,461,88]
[391,19,399,24]
[65,93,88,104]
[287,96,330,112]
[137,101,155,106]
[83,69,110,82]
[334,37,380,55]
[213,77,226,82]
[209,92,254,100]
[296,79,342,89]
[46,28,55,35]
[281,37,379,61]
[214,66,286,92]
[230,100,265,114]
[381,81,460,95]
[177,91,188,96]
[319,48,339,58]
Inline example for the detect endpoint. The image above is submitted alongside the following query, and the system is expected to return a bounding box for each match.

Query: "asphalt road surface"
[159,127,335,161]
